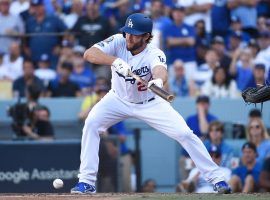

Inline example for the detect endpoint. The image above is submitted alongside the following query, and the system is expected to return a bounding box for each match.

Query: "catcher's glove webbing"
[242,85,270,111]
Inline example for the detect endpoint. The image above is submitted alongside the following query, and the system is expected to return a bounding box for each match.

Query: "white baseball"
[53,178,64,189]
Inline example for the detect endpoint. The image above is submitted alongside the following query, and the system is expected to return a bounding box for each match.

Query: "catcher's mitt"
[242,85,270,104]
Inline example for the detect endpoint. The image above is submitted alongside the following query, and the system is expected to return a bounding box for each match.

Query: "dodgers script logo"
[116,66,151,84]
[128,19,133,28]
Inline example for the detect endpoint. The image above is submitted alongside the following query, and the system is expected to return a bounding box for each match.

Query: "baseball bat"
[128,71,175,103]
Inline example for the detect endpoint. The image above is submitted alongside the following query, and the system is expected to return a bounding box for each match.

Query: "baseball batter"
[71,13,231,194]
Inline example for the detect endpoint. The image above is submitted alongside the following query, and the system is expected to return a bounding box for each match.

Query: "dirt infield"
[1,193,270,200]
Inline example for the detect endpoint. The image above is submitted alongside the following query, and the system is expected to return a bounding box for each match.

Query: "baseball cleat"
[213,181,231,194]
[70,182,96,194]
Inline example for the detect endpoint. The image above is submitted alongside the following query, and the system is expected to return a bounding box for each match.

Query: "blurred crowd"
[1,0,270,193]
[0,0,270,99]
[176,95,270,193]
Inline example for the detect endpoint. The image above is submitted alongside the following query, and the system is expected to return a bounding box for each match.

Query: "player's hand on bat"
[112,58,130,77]
[148,78,163,88]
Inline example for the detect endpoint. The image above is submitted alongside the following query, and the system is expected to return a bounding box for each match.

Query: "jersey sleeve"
[93,34,124,57]
[149,49,167,70]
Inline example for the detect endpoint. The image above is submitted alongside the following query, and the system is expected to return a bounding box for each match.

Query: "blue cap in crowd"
[231,16,241,23]
[39,54,49,62]
[61,40,73,48]
[242,142,257,153]
[196,95,210,103]
[208,145,222,158]
[31,0,43,6]
[172,4,185,11]
[212,36,224,44]
[231,31,242,39]
[254,63,266,71]
[248,39,259,47]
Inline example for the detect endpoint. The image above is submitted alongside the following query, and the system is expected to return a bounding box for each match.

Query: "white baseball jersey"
[93,34,167,103]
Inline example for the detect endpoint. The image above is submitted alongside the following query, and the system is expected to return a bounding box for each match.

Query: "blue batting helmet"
[120,13,153,35]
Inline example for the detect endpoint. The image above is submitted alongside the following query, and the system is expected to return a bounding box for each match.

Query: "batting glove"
[148,78,163,88]
[112,58,130,77]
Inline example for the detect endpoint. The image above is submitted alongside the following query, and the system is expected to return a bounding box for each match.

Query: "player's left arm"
[148,50,168,88]
[150,66,168,87]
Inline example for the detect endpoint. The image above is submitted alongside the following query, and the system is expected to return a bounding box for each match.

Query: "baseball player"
[71,13,231,194]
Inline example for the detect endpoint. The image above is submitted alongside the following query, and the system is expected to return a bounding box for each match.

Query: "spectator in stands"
[249,63,267,87]
[229,142,261,193]
[107,121,133,192]
[204,121,234,168]
[78,76,110,120]
[10,84,48,138]
[47,61,81,97]
[72,1,111,48]
[163,5,196,80]
[248,109,262,121]
[9,0,29,16]
[59,0,84,29]
[25,0,67,63]
[19,2,35,25]
[195,20,211,48]
[177,145,231,193]
[186,95,217,139]
[97,132,118,192]
[257,0,270,17]
[228,16,250,43]
[0,0,25,54]
[254,31,270,75]
[257,16,269,33]
[142,179,156,193]
[248,39,260,59]
[78,84,109,121]
[70,45,96,96]
[228,0,258,38]
[56,39,75,70]
[201,66,240,98]
[22,104,55,140]
[181,86,213,178]
[105,0,131,34]
[229,48,254,91]
[177,0,213,33]
[211,0,230,37]
[2,41,23,80]
[169,59,190,97]
[227,31,247,55]
[13,59,45,97]
[192,49,219,92]
[150,0,171,49]
[210,36,232,70]
[0,51,10,80]
[34,54,57,87]
[260,157,270,192]
[246,118,270,165]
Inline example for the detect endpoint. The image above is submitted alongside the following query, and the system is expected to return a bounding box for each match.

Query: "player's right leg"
[71,90,131,194]
[135,98,231,193]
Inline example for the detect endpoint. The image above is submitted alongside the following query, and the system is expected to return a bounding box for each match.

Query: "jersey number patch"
[137,82,147,91]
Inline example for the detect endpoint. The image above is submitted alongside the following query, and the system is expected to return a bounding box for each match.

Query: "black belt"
[134,97,155,104]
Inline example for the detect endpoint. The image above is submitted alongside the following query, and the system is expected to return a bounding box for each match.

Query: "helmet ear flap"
[122,32,126,38]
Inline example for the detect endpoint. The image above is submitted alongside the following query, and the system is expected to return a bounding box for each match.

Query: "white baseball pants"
[78,90,225,185]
